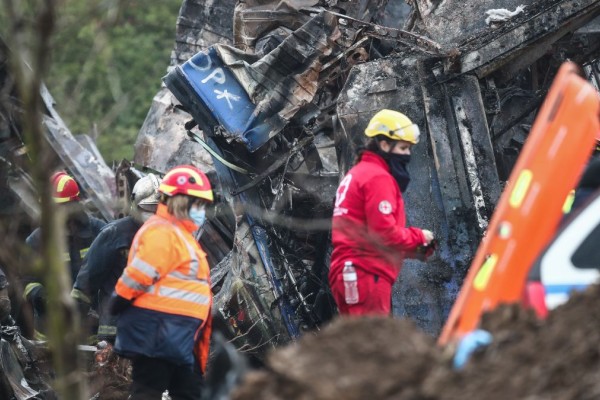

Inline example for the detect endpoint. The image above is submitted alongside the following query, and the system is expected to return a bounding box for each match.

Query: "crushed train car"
[134,0,600,361]
[2,0,600,368]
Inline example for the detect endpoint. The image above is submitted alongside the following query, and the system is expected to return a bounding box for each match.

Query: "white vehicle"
[529,189,600,310]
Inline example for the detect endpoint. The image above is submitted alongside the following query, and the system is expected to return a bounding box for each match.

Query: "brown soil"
[232,284,600,400]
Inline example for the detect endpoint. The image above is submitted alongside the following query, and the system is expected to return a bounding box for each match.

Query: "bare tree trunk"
[3,1,87,398]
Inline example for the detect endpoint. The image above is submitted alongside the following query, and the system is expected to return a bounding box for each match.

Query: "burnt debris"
[2,0,600,367]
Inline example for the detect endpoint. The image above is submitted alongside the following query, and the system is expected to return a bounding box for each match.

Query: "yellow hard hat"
[364,109,420,144]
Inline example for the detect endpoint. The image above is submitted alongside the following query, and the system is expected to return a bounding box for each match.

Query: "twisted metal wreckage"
[2,1,600,386]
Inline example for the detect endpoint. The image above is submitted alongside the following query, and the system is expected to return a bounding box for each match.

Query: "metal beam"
[434,0,600,81]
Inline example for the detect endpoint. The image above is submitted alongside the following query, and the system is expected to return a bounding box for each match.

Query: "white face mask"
[189,206,206,227]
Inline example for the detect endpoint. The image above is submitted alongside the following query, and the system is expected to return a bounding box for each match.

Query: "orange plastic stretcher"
[438,62,600,346]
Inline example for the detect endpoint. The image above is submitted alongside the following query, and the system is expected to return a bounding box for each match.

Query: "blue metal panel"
[249,219,301,339]
[202,135,301,340]
[177,47,272,152]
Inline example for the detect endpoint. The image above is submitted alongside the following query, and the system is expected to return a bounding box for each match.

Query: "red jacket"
[330,151,426,284]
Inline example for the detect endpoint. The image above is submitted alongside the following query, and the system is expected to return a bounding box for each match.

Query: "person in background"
[24,171,105,338]
[110,165,214,400]
[72,173,161,342]
[329,109,435,316]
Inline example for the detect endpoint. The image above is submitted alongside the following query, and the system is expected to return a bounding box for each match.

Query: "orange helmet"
[51,171,80,203]
[158,165,214,202]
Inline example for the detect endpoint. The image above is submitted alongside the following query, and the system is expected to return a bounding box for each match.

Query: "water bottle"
[343,261,359,304]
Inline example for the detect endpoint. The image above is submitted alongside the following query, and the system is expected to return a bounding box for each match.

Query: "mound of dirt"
[232,284,600,400]
[433,284,600,399]
[231,317,448,400]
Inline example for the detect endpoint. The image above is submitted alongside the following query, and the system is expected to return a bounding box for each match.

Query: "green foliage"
[46,0,181,163]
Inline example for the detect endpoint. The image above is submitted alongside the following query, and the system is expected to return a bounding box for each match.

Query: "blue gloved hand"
[453,329,493,369]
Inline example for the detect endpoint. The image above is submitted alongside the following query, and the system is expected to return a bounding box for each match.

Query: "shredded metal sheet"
[217,10,340,143]
[40,86,117,221]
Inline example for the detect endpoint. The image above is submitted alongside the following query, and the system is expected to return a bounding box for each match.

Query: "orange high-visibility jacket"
[115,203,212,371]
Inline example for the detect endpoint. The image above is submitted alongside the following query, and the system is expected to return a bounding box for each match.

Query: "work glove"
[452,329,493,369]
[108,292,132,315]
[414,239,438,261]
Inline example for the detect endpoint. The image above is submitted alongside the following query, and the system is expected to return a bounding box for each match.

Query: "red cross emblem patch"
[378,200,392,215]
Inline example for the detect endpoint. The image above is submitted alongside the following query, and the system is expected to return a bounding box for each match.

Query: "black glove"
[415,239,438,261]
[108,293,132,315]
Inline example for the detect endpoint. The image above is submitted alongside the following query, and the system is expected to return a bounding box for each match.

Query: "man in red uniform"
[329,109,435,316]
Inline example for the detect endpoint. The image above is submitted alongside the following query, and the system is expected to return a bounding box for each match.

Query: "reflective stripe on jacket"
[115,204,211,321]
[26,215,106,284]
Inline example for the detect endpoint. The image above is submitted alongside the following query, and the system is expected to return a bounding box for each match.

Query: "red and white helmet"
[159,165,214,202]
[51,171,80,203]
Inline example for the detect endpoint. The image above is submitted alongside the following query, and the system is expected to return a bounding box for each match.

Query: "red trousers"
[330,267,392,316]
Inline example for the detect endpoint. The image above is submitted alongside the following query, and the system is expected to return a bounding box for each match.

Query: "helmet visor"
[138,203,158,213]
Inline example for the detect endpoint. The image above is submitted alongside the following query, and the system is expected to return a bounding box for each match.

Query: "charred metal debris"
[133,0,600,357]
[2,0,600,365]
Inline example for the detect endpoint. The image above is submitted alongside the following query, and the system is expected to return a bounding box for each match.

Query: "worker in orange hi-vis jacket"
[110,165,214,400]
[329,109,435,317]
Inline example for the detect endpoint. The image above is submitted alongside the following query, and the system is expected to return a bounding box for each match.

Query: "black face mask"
[388,153,411,192]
